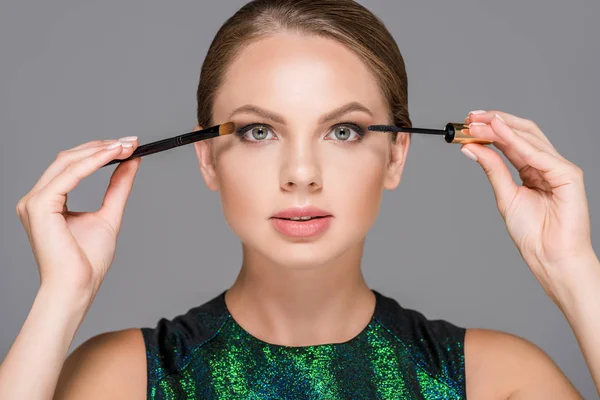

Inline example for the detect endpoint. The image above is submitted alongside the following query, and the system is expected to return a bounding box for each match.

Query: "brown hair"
[196,0,411,143]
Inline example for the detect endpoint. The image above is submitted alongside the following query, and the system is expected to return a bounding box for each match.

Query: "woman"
[0,0,598,398]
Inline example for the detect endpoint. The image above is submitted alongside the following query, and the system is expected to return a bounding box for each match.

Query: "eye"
[325,123,365,143]
[234,122,366,144]
[234,124,276,143]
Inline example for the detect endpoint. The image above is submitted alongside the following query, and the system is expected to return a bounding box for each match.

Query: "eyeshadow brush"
[101,122,236,168]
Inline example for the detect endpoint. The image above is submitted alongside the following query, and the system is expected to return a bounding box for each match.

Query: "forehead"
[213,33,388,121]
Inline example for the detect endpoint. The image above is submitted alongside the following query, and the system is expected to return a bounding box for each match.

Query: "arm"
[465,328,583,399]
[0,286,145,399]
[462,110,599,396]
[0,137,141,398]
[0,287,90,398]
[550,255,600,397]
[54,328,146,399]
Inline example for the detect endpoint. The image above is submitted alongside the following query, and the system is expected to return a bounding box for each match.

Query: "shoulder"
[373,291,467,397]
[141,291,230,387]
[464,328,583,399]
[54,328,146,400]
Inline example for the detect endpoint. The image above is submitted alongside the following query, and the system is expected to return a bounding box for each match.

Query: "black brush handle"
[102,126,221,167]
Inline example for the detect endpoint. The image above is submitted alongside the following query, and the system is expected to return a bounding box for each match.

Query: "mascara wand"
[368,123,493,145]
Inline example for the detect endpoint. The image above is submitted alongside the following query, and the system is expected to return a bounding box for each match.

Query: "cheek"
[214,143,388,238]
[216,150,274,230]
[322,149,386,221]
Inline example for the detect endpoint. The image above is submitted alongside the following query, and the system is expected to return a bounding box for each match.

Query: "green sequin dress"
[142,289,466,399]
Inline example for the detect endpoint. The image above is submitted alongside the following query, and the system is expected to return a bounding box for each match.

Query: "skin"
[1,31,597,399]
[194,33,406,345]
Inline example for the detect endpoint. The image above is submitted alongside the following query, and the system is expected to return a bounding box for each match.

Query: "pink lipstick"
[270,206,333,238]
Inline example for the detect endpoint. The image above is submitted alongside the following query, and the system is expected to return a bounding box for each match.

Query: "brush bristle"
[367,125,402,132]
[219,121,236,136]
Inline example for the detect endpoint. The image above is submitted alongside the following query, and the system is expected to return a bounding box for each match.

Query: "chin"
[264,249,340,270]
[256,236,357,270]
[235,219,369,269]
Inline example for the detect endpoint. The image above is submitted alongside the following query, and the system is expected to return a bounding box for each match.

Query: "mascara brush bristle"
[219,122,236,136]
[368,125,403,132]
[368,124,446,135]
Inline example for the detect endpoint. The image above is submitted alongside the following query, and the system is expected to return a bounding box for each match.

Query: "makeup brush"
[101,122,236,167]
[368,123,493,145]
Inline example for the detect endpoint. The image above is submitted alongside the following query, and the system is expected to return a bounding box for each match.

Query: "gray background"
[1,0,598,397]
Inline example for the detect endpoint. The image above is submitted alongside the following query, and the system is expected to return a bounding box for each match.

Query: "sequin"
[142,290,466,399]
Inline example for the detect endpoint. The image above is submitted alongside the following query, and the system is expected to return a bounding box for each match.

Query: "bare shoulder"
[464,328,583,399]
[54,328,146,400]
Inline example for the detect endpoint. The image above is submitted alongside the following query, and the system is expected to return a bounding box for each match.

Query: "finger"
[29,140,138,197]
[29,146,110,196]
[461,143,518,216]
[16,141,133,242]
[70,140,112,151]
[468,122,529,170]
[468,110,553,147]
[32,143,128,213]
[468,122,560,173]
[62,193,69,214]
[479,127,553,192]
[469,121,558,156]
[97,157,142,232]
[68,138,137,154]
[69,136,137,152]
[18,145,110,233]
[490,115,578,188]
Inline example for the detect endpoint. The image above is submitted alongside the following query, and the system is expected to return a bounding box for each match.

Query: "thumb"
[461,144,518,216]
[98,157,142,233]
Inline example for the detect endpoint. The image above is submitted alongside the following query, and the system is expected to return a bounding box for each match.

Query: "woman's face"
[194,33,409,270]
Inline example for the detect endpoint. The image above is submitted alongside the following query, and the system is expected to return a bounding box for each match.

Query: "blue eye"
[234,122,366,144]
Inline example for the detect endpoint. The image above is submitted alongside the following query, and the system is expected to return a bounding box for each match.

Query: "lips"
[270,206,333,238]
[271,216,332,238]
[271,206,333,220]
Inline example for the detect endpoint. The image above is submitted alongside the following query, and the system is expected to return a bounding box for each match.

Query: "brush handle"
[102,126,222,167]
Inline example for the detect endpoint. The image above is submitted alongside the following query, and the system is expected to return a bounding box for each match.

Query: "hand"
[16,138,141,299]
[461,110,596,305]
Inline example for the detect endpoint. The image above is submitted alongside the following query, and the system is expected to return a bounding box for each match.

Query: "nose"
[279,139,323,193]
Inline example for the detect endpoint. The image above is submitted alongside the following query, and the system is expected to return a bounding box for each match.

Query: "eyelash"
[234,122,366,145]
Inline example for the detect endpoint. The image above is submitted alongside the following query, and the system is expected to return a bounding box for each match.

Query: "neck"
[225,240,375,347]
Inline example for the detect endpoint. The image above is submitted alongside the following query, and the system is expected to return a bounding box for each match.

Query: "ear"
[193,125,220,191]
[383,132,410,190]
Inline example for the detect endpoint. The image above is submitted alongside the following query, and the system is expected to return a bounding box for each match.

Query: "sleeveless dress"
[141,289,467,399]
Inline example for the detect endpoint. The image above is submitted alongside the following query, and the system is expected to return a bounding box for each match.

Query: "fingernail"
[120,141,134,148]
[469,110,487,115]
[494,113,505,123]
[469,122,487,127]
[461,146,478,161]
[106,141,123,150]
[119,136,138,142]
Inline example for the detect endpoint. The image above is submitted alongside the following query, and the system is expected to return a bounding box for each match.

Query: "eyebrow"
[226,101,374,125]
